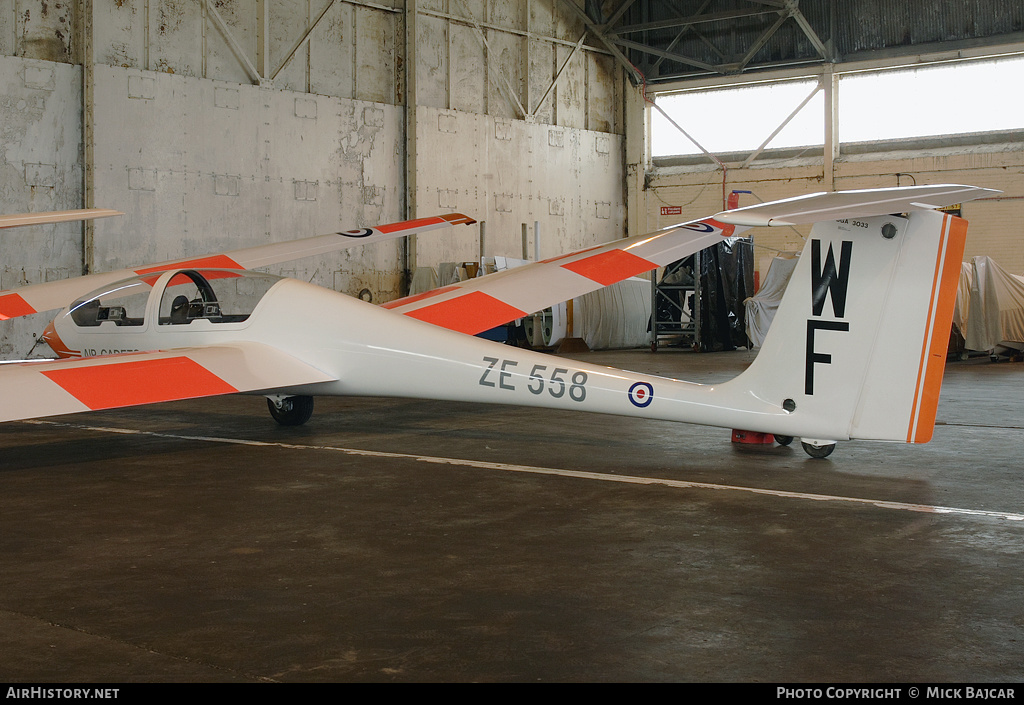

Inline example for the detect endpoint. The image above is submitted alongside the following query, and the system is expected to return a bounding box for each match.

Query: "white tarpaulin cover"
[743,253,1024,353]
[576,277,652,350]
[743,254,799,348]
[954,256,1024,352]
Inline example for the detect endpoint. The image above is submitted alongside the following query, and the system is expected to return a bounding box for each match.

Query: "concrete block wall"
[0,56,84,356]
[413,106,623,265]
[0,0,627,357]
[89,65,406,292]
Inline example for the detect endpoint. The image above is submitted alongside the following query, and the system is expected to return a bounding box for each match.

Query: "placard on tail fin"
[727,209,968,444]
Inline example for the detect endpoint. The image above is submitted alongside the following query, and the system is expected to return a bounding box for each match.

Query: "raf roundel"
[341,228,374,238]
[628,381,654,408]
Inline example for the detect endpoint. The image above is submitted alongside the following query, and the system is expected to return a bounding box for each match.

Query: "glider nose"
[42,319,78,359]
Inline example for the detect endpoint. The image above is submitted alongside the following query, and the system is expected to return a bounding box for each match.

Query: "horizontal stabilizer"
[713,184,997,227]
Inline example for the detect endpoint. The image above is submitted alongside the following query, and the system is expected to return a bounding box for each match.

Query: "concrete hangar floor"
[0,348,1022,683]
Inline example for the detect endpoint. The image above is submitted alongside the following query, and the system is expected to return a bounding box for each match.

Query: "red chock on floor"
[731,429,774,444]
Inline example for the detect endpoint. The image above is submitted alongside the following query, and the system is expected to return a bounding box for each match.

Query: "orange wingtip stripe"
[560,249,656,286]
[441,213,477,225]
[42,356,238,410]
[376,216,446,234]
[911,216,968,443]
[0,292,37,320]
[135,254,243,275]
[403,291,526,335]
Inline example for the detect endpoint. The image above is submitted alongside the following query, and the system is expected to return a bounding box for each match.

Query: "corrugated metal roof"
[599,0,1024,83]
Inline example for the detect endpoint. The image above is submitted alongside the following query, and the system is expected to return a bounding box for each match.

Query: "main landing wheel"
[773,435,794,446]
[801,440,836,459]
[268,395,314,426]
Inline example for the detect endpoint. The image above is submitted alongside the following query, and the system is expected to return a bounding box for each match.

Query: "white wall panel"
[269,0,311,92]
[2,0,74,62]
[489,0,524,31]
[0,1,627,354]
[484,29,523,120]
[449,23,485,114]
[554,41,584,130]
[94,0,143,69]
[587,52,618,133]
[89,66,404,301]
[414,105,624,271]
[527,38,553,123]
[353,6,397,104]
[205,0,257,84]
[415,107,486,263]
[417,13,449,110]
[0,56,83,356]
[308,1,354,99]
[149,0,204,77]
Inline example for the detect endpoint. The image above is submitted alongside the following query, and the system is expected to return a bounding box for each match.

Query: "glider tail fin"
[736,208,967,444]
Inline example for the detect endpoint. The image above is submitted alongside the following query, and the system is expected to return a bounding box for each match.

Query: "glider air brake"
[0,185,998,458]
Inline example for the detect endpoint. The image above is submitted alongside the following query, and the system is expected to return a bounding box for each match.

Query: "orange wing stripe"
[0,292,37,320]
[560,249,656,287]
[42,356,238,410]
[403,291,526,335]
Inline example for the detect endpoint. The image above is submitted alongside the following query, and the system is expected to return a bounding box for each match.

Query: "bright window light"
[651,55,1024,159]
[652,79,824,157]
[839,55,1024,142]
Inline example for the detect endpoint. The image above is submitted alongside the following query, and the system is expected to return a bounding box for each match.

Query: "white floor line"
[25,418,1024,522]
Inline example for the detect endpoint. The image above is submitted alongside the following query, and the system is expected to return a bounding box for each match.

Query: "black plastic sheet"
[698,238,756,352]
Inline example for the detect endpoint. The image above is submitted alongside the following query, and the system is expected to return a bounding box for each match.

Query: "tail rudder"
[735,208,968,444]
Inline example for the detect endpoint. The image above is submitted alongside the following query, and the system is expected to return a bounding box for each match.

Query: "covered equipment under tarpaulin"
[525,278,652,350]
[954,256,1024,352]
[743,254,799,348]
[744,253,1024,355]
[576,278,651,350]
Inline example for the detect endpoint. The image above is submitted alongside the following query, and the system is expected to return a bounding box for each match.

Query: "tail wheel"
[801,440,836,459]
[267,395,314,426]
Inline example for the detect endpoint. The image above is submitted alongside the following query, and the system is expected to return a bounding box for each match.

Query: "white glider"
[0,185,998,458]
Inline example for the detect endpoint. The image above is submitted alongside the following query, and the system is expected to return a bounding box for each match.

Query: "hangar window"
[651,79,824,158]
[839,55,1024,143]
[651,54,1024,160]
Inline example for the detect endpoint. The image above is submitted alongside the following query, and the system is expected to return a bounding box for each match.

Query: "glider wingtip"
[443,213,478,226]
